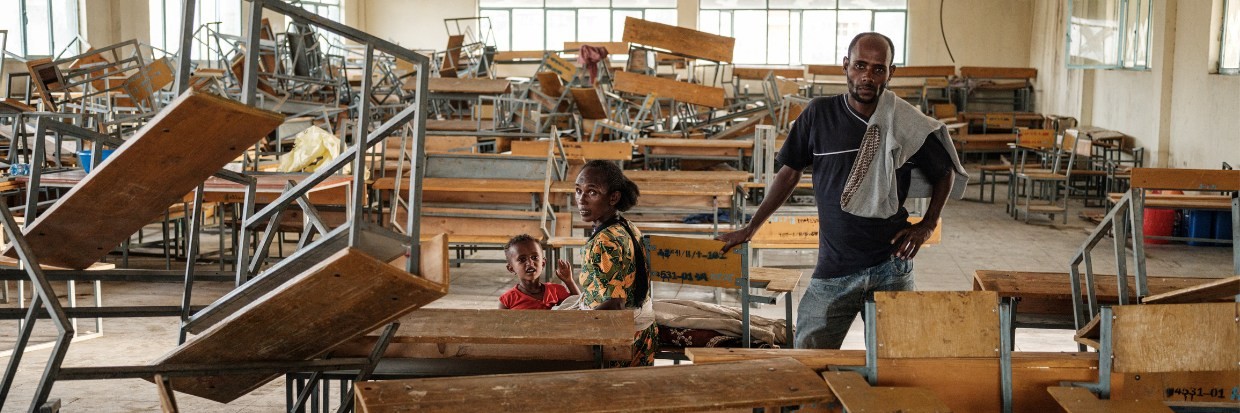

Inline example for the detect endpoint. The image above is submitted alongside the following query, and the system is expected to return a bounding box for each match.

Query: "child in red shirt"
[498,234,580,309]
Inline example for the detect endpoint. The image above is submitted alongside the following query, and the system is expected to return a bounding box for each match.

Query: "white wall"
[906,0,1033,67]
[358,0,478,52]
[1166,0,1240,169]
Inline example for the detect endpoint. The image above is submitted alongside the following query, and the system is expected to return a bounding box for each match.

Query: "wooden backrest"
[643,235,746,289]
[543,53,578,82]
[1018,129,1056,150]
[423,135,478,154]
[1129,168,1240,192]
[807,65,844,76]
[510,140,633,162]
[122,57,174,108]
[932,103,957,120]
[891,65,955,78]
[536,71,565,98]
[569,87,608,119]
[563,41,629,55]
[733,66,805,80]
[751,215,942,245]
[1111,302,1240,373]
[983,113,1015,130]
[442,34,465,73]
[621,17,735,63]
[424,153,549,181]
[959,66,1037,80]
[874,291,1001,358]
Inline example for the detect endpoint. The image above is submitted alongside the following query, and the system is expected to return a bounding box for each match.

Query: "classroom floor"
[1,166,1234,412]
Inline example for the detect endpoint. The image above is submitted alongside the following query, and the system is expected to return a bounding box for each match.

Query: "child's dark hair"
[504,234,538,257]
[582,160,640,212]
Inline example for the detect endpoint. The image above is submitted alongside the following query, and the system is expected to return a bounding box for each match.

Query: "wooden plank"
[402,77,512,94]
[824,371,953,413]
[154,374,179,413]
[123,57,174,108]
[154,247,448,403]
[332,340,631,362]
[807,65,844,76]
[733,66,805,80]
[959,67,1037,79]
[424,135,478,153]
[544,54,578,82]
[1047,386,1173,413]
[874,291,1000,359]
[892,66,956,78]
[645,235,745,289]
[426,119,481,131]
[1111,302,1240,373]
[0,98,37,113]
[636,137,752,149]
[365,309,632,346]
[2,90,282,269]
[613,70,726,108]
[1141,276,1240,304]
[355,357,833,413]
[510,140,633,161]
[417,209,571,241]
[972,271,1230,316]
[752,215,941,245]
[686,348,866,371]
[624,170,752,183]
[1129,168,1240,192]
[563,41,629,55]
[622,17,734,63]
[1107,193,1232,210]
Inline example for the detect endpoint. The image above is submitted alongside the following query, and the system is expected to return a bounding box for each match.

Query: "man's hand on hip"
[890,220,936,260]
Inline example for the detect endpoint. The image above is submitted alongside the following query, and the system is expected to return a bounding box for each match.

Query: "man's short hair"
[846,32,896,65]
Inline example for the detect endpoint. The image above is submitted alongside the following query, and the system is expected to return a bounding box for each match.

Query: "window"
[148,0,243,60]
[0,0,80,57]
[480,0,677,52]
[698,0,907,65]
[1066,0,1153,70]
[1222,0,1239,74]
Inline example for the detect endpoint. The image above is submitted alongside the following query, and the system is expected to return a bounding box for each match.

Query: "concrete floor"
[1,170,1234,412]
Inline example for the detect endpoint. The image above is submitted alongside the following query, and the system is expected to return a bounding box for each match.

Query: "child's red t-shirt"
[499,283,571,310]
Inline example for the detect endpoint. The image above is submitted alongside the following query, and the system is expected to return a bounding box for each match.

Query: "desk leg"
[785,291,794,349]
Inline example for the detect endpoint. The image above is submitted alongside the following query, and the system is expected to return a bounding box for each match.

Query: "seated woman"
[498,234,578,310]
[572,160,656,367]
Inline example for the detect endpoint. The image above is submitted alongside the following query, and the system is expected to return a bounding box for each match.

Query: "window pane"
[836,10,871,60]
[720,10,733,37]
[733,10,765,64]
[802,10,837,64]
[769,0,835,9]
[644,8,677,26]
[512,8,544,50]
[613,10,642,41]
[480,0,541,7]
[625,0,675,7]
[545,9,574,50]
[51,0,78,56]
[838,0,905,9]
[1068,0,1121,67]
[1,0,26,55]
[25,0,50,55]
[1223,0,1239,71]
[698,10,720,35]
[701,0,765,10]
[789,11,801,65]
[481,9,511,51]
[874,11,904,65]
[1120,0,1150,68]
[578,9,609,42]
[767,10,790,64]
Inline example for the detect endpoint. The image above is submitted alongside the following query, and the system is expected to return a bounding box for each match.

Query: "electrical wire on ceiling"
[940,0,956,63]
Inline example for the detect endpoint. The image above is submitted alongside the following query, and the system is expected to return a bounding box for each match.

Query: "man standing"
[717,32,967,349]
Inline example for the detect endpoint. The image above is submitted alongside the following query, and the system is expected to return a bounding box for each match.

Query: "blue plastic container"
[1184,210,1215,246]
[1214,211,1233,245]
[77,149,116,173]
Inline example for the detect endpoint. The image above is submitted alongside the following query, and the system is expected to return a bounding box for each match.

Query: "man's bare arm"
[716,165,805,252]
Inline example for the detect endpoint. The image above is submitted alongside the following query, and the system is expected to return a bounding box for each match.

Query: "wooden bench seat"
[1047,386,1172,413]
[972,270,1224,324]
[426,119,484,131]
[354,357,833,413]
[1107,192,1233,210]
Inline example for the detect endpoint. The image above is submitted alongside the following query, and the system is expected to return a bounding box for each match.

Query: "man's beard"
[847,81,886,104]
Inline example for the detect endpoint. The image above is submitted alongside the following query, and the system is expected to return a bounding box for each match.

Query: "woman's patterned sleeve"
[585,233,632,301]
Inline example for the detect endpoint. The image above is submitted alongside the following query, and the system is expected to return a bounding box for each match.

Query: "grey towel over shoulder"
[839,90,970,218]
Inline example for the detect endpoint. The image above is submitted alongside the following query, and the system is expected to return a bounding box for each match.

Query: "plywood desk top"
[636,138,753,149]
[22,171,354,205]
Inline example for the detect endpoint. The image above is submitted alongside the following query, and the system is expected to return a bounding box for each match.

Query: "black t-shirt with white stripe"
[777,95,952,279]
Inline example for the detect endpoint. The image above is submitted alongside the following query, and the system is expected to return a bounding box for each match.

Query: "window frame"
[1222,0,1239,74]
[698,1,908,66]
[479,1,678,52]
[1065,0,1154,71]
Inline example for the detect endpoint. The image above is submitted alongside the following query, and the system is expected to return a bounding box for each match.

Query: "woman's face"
[575,167,620,226]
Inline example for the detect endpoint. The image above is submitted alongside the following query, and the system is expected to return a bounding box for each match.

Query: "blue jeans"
[794,256,915,349]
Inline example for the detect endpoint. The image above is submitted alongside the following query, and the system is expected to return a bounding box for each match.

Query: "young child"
[498,234,579,309]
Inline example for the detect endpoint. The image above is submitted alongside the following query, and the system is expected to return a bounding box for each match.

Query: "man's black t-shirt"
[777,95,953,279]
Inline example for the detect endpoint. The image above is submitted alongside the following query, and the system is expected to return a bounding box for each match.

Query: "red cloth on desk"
[499,283,571,310]
[577,45,610,85]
